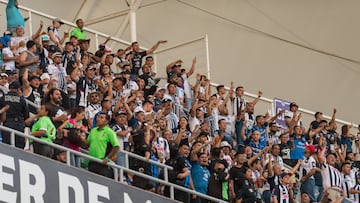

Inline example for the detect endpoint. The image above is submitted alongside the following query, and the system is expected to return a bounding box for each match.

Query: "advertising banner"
[0,143,176,203]
[273,98,291,129]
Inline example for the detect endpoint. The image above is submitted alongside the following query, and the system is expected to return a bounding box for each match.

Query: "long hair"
[42,87,59,104]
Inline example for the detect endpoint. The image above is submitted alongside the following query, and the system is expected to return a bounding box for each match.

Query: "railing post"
[66,150,71,166]
[113,166,118,181]
[205,34,211,80]
[164,167,168,182]
[10,131,15,147]
[119,168,124,182]
[95,33,99,50]
[170,185,174,200]
[124,151,129,169]
[28,10,33,35]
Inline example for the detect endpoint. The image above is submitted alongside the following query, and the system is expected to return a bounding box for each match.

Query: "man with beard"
[44,88,67,132]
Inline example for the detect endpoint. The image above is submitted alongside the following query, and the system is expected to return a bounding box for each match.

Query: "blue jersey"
[252,122,269,146]
[290,136,306,160]
[6,0,25,29]
[191,161,210,194]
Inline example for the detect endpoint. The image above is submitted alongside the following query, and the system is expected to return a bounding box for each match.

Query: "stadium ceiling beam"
[84,8,131,26]
[72,0,88,22]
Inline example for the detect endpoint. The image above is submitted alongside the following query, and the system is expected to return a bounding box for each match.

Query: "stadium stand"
[0,1,360,203]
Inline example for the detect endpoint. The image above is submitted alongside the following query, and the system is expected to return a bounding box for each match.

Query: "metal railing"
[0,125,227,203]
[0,0,146,50]
[209,82,356,127]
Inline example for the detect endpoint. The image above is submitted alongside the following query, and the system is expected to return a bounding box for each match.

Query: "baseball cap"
[0,36,11,47]
[305,144,316,154]
[53,18,64,25]
[220,141,232,149]
[86,64,97,71]
[41,35,50,41]
[156,87,166,92]
[115,109,127,116]
[163,95,172,102]
[134,106,145,114]
[53,52,62,58]
[280,171,292,178]
[289,102,298,108]
[5,70,16,75]
[0,73,8,78]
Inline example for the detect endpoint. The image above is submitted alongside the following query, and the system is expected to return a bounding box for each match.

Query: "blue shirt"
[252,122,269,146]
[249,140,266,154]
[6,0,25,29]
[290,136,306,160]
[191,161,210,194]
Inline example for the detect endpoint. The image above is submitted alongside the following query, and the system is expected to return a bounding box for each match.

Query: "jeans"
[116,151,125,167]
[262,190,271,203]
[70,153,81,168]
[314,185,323,202]
[300,178,316,202]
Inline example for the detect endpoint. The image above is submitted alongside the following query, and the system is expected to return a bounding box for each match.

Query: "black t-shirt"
[139,74,157,97]
[133,143,151,174]
[310,120,320,130]
[47,103,66,128]
[4,91,29,121]
[229,164,248,195]
[130,51,147,75]
[166,155,188,183]
[237,177,258,202]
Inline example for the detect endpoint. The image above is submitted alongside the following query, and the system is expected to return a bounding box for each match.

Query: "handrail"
[0,0,147,50]
[0,125,226,203]
[120,148,173,171]
[24,98,172,171]
[210,82,355,126]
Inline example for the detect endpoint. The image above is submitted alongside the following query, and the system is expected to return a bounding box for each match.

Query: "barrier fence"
[0,125,227,203]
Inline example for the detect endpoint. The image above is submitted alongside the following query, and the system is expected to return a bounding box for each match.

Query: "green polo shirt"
[31,116,56,143]
[87,125,119,159]
[70,27,86,40]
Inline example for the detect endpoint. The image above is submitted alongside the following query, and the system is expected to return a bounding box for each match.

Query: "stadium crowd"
[1,1,360,203]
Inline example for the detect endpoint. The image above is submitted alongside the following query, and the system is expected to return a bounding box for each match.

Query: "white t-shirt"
[67,81,77,99]
[2,47,16,71]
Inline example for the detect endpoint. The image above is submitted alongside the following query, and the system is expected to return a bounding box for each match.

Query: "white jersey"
[300,156,316,180]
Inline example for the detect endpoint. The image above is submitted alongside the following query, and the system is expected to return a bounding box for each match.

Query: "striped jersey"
[342,173,356,201]
[272,184,290,203]
[321,162,343,190]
